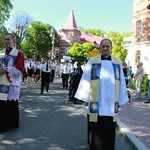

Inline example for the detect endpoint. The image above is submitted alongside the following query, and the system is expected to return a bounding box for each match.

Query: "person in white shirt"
[75,39,128,150]
[40,59,51,94]
[61,60,73,90]
[33,60,41,83]
[81,60,87,72]
[50,59,57,83]
[26,58,35,86]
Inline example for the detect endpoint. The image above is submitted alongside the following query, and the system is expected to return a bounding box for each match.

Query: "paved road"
[118,89,150,150]
[0,78,133,150]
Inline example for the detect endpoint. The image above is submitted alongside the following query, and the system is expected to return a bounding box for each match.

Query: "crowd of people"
[23,55,87,102]
[23,58,58,86]
[0,33,149,149]
[122,61,145,102]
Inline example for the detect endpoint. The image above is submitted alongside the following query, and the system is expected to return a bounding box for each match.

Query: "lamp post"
[50,27,55,60]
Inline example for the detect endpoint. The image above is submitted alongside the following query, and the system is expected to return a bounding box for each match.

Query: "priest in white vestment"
[75,39,128,150]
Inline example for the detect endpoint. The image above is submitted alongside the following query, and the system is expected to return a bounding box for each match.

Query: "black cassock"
[87,115,116,150]
[69,67,83,103]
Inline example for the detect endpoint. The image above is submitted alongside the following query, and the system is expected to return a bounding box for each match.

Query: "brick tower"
[59,10,81,58]
[124,0,150,73]
[132,0,150,43]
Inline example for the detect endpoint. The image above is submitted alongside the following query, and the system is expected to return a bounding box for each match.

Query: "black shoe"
[144,101,150,103]
[0,128,8,133]
[68,99,73,102]
[73,101,77,104]
[40,92,43,94]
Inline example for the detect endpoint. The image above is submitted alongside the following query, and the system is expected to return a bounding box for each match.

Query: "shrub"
[141,74,148,95]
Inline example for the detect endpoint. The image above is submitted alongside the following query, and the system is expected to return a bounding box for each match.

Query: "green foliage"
[0,0,13,25]
[122,32,132,37]
[0,26,7,50]
[21,21,59,59]
[130,78,135,89]
[106,31,127,62]
[142,74,148,94]
[112,44,127,62]
[66,30,131,63]
[84,29,105,37]
[66,42,99,61]
[0,0,13,49]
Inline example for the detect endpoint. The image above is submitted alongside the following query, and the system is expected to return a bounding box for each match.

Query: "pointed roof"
[63,10,77,29]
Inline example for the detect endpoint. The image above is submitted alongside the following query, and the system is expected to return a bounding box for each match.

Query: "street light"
[50,27,55,59]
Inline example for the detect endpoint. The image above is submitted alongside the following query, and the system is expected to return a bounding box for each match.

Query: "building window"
[135,50,141,65]
[66,34,70,40]
[136,20,143,36]
[74,35,78,40]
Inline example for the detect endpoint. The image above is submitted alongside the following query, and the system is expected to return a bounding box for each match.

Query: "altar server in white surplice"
[0,33,24,132]
[75,39,128,150]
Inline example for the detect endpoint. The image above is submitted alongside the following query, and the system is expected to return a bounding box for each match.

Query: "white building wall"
[125,43,150,74]
[141,45,150,74]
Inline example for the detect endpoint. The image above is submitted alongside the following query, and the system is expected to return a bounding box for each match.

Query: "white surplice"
[75,55,128,117]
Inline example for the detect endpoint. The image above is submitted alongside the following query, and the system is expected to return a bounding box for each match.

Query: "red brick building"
[59,10,102,59]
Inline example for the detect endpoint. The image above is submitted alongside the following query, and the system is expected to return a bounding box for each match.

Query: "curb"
[117,119,149,150]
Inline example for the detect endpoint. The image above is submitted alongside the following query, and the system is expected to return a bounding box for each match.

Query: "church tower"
[59,10,81,58]
[132,0,150,43]
[124,0,150,73]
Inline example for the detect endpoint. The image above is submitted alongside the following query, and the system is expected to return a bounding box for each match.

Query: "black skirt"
[0,100,19,131]
[27,68,33,77]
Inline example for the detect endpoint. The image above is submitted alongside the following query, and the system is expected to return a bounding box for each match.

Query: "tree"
[106,31,128,62]
[122,32,132,37]
[66,42,99,61]
[84,28,105,37]
[67,30,130,62]
[0,27,7,50]
[21,21,59,59]
[10,11,33,49]
[0,0,13,49]
[0,0,13,25]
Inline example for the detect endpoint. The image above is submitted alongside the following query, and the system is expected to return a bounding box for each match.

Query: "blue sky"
[6,0,133,33]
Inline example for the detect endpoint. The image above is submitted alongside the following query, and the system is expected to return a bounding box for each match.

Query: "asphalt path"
[0,78,132,150]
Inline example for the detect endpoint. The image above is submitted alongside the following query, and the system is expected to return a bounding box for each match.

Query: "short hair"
[5,33,16,42]
[65,60,69,62]
[99,38,112,47]
[138,62,143,66]
[6,33,15,38]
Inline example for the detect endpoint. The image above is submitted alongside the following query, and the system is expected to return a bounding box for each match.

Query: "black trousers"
[87,114,116,150]
[41,72,50,93]
[62,73,69,89]
[50,69,55,82]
